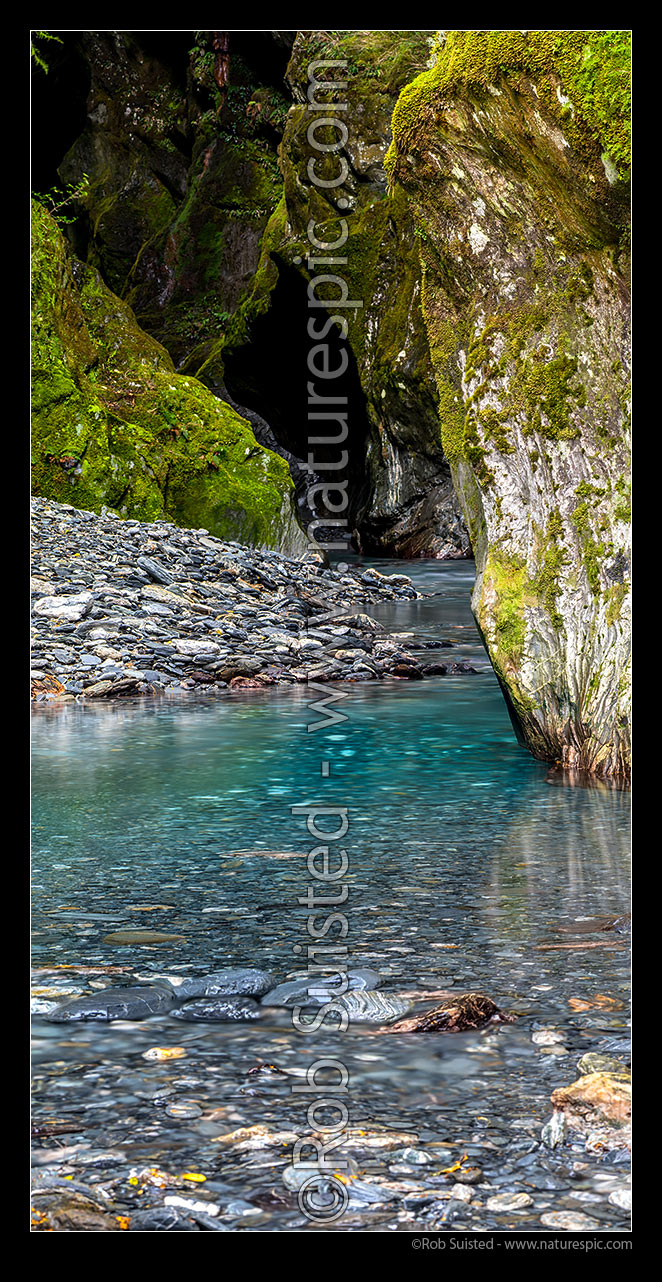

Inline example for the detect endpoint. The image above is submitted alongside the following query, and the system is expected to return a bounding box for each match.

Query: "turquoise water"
[31,561,631,1231]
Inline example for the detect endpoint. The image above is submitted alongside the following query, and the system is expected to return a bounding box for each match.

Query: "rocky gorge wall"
[30,30,631,779]
[31,29,468,557]
[386,31,631,778]
[31,198,305,551]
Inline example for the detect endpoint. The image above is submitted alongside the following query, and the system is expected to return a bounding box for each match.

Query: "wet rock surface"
[177,970,274,1000]
[388,993,516,1034]
[30,499,484,702]
[46,983,176,1023]
[388,31,631,780]
[171,997,262,1023]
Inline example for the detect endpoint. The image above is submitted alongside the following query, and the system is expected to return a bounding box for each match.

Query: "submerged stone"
[103,930,185,944]
[47,983,175,1022]
[177,969,274,999]
[129,1206,200,1231]
[171,996,262,1022]
[260,969,382,1008]
[551,1071,632,1128]
[338,991,411,1024]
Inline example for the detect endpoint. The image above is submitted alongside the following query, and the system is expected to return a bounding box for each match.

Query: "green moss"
[388,30,630,182]
[293,30,432,97]
[31,200,296,545]
[421,284,466,464]
[570,498,603,597]
[614,474,631,523]
[605,582,629,627]
[534,509,568,628]
[485,551,530,666]
[517,352,584,440]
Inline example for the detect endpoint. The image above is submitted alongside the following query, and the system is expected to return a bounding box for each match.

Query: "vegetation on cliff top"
[388,30,630,181]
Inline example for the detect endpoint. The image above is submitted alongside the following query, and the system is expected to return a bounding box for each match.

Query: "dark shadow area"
[31,35,91,192]
[230,31,296,89]
[222,257,372,540]
[131,31,194,88]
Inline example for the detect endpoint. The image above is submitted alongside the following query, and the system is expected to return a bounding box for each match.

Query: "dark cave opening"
[130,31,194,89]
[221,257,372,547]
[229,31,296,90]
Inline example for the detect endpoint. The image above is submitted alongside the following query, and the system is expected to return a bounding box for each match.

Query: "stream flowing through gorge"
[31,559,631,1232]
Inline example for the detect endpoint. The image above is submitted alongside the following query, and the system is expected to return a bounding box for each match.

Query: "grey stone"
[260,969,381,1008]
[46,983,175,1022]
[177,968,274,999]
[171,996,262,1022]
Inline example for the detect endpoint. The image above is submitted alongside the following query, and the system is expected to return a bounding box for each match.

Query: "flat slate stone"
[47,983,175,1023]
[103,930,185,944]
[338,991,412,1024]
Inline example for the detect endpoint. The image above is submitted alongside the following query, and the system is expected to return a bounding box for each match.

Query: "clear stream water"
[31,560,631,1232]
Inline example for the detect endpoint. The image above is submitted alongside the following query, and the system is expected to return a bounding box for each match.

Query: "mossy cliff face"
[54,32,289,364]
[35,30,469,556]
[388,31,631,778]
[226,30,469,556]
[161,30,469,556]
[31,200,304,551]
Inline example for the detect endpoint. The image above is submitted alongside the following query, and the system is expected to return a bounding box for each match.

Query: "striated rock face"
[387,31,631,778]
[31,199,305,552]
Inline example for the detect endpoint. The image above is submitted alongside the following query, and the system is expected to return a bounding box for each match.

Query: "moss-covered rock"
[388,30,631,779]
[56,32,191,298]
[35,30,470,556]
[195,31,469,555]
[31,200,304,551]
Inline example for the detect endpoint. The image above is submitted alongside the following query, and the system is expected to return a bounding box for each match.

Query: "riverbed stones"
[609,1188,632,1212]
[47,983,175,1022]
[128,1206,200,1231]
[541,1111,568,1148]
[141,1047,187,1061]
[31,1190,125,1232]
[485,1192,533,1212]
[177,969,274,999]
[164,1101,204,1119]
[260,969,382,1007]
[551,1072,632,1128]
[103,930,186,945]
[540,1211,601,1231]
[532,1028,566,1046]
[171,996,261,1022]
[31,673,66,697]
[171,639,221,657]
[29,499,482,702]
[33,592,93,622]
[577,1052,628,1077]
